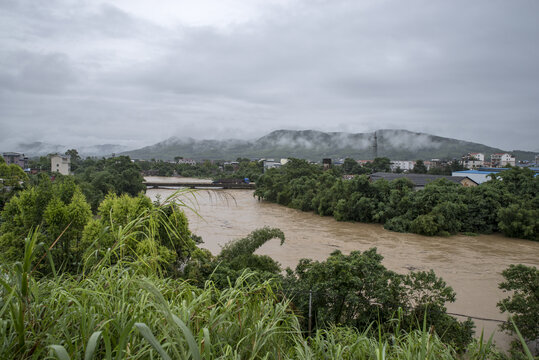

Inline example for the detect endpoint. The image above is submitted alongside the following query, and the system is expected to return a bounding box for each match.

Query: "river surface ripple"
[146,183,539,351]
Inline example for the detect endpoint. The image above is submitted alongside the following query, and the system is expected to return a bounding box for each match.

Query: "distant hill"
[121,129,537,162]
[11,142,129,157]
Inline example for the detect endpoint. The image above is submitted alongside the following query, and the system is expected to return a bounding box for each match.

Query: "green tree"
[65,149,81,172]
[366,157,391,173]
[413,160,428,174]
[0,158,28,209]
[80,192,196,276]
[284,248,474,350]
[497,201,538,241]
[183,227,285,288]
[497,264,539,354]
[73,155,146,211]
[0,176,92,273]
[342,158,357,174]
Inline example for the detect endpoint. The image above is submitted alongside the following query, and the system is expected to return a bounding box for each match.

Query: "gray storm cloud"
[0,0,538,152]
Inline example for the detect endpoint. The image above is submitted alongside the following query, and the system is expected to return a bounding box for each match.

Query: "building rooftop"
[370,172,477,187]
[454,168,539,176]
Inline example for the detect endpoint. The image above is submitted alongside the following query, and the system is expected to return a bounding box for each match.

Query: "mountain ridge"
[121,129,536,162]
[8,142,129,157]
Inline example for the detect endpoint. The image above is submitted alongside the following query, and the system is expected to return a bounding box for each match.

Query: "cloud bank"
[1,0,538,152]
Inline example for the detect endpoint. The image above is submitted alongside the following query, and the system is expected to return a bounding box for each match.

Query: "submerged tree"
[184,227,285,288]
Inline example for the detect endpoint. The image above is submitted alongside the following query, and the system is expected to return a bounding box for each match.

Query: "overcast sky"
[1,0,538,151]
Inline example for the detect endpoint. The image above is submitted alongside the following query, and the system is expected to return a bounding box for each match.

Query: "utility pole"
[373,131,378,159]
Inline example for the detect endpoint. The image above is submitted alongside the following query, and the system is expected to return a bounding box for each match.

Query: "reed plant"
[0,203,533,359]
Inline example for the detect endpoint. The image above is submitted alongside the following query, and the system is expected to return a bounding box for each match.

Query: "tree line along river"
[145,179,539,351]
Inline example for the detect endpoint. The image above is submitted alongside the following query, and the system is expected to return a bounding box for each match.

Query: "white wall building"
[490,153,515,167]
[390,160,415,172]
[263,160,281,172]
[51,155,71,175]
[177,159,196,165]
[461,153,485,169]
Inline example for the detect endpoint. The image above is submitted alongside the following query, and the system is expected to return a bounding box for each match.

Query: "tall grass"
[0,210,531,359]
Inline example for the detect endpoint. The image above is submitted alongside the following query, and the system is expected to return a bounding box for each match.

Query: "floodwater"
[146,180,539,351]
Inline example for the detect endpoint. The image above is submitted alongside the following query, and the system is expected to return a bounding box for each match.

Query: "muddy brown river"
[146,181,539,350]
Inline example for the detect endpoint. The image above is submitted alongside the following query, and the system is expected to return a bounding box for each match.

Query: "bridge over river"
[144,180,255,189]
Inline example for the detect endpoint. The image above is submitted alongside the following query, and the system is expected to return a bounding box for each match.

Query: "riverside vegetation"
[0,156,537,359]
[254,158,538,241]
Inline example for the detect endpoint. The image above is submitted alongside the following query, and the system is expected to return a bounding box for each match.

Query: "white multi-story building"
[263,160,281,172]
[490,153,515,168]
[51,155,71,175]
[177,158,197,165]
[461,153,485,169]
[390,160,415,172]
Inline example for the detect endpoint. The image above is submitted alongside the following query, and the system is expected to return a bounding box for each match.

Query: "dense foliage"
[137,157,264,182]
[0,157,535,358]
[0,231,512,359]
[184,227,285,288]
[497,264,539,353]
[0,178,195,276]
[254,159,538,240]
[80,192,198,277]
[73,155,146,210]
[283,249,474,351]
[0,156,28,209]
[0,175,92,272]
[28,152,146,211]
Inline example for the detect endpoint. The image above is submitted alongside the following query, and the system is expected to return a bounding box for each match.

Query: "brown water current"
[146,184,539,351]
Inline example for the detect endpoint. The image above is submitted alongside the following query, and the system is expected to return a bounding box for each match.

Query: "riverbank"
[147,187,539,351]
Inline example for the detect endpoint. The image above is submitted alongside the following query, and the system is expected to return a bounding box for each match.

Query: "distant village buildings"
[177,158,197,165]
[262,158,289,172]
[322,158,332,170]
[2,152,28,169]
[490,153,515,167]
[390,160,415,172]
[370,172,478,190]
[263,159,281,172]
[51,154,71,175]
[460,153,485,169]
[356,160,373,166]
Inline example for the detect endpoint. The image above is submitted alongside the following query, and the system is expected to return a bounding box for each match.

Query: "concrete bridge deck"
[144,181,255,189]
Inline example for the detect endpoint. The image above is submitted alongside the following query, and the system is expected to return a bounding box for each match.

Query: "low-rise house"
[322,158,332,170]
[423,161,433,171]
[453,167,539,184]
[460,153,485,169]
[390,160,415,172]
[370,172,478,190]
[2,152,29,169]
[490,153,515,167]
[177,159,197,165]
[223,161,240,171]
[263,160,281,172]
[51,154,71,175]
[356,160,373,166]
